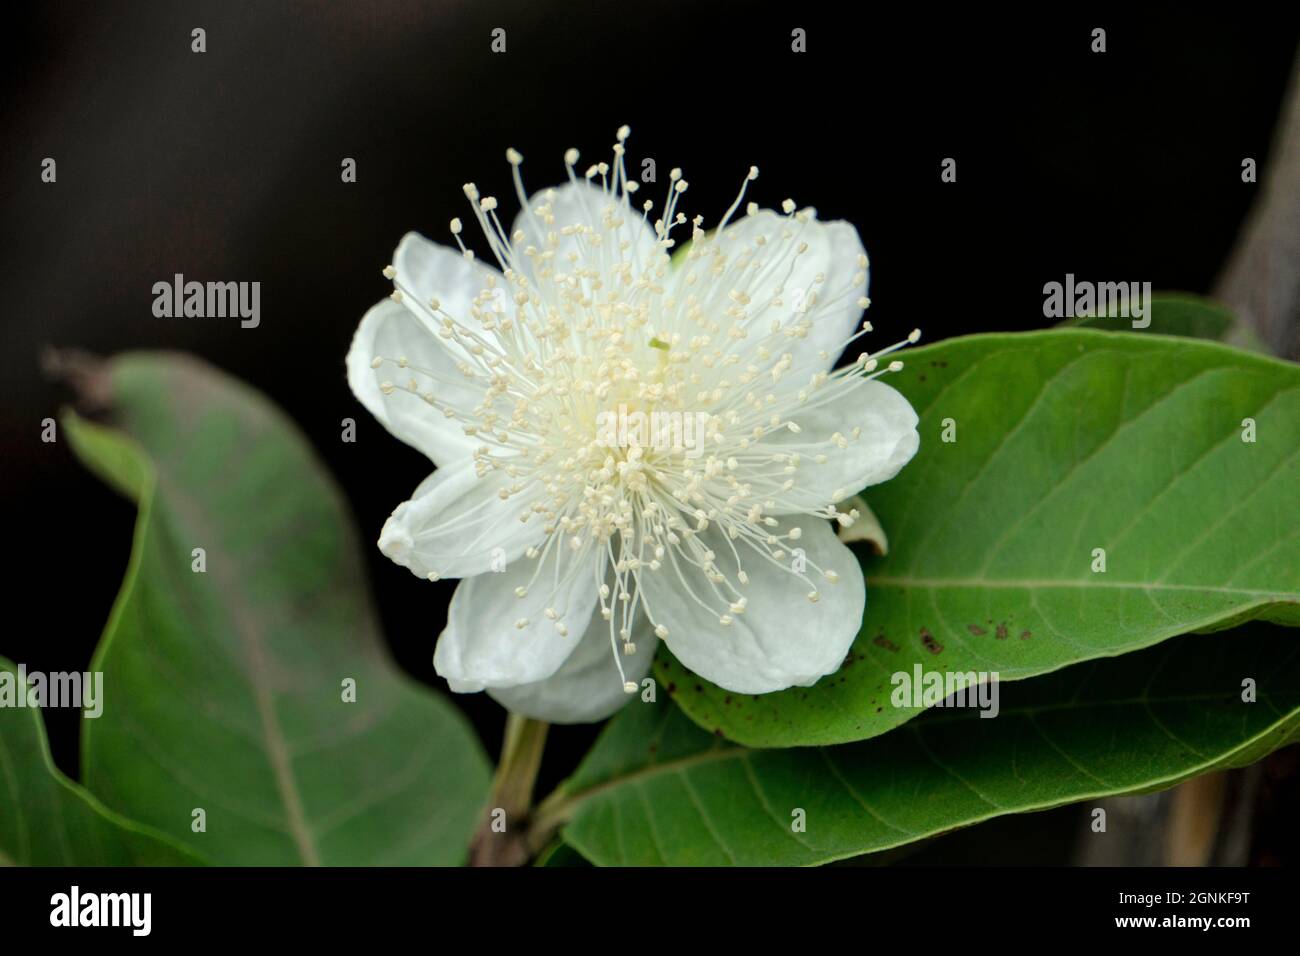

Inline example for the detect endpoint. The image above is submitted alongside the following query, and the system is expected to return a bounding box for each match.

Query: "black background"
[2,1,1298,856]
[0,865,1290,937]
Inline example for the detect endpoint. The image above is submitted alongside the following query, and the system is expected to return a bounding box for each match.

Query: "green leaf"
[533,840,593,867]
[555,626,1300,866]
[64,353,491,865]
[1061,293,1268,352]
[0,657,204,866]
[661,330,1300,746]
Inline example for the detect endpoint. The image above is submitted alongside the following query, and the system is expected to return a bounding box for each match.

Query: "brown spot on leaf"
[872,634,899,652]
[920,628,943,654]
[1020,630,1032,640]
[967,624,986,636]
[995,623,1009,640]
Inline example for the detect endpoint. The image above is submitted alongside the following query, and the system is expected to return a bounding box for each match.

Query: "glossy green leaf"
[0,658,204,866]
[661,330,1299,746]
[558,626,1300,865]
[64,353,491,865]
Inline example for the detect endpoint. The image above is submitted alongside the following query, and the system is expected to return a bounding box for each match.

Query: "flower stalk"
[468,714,549,866]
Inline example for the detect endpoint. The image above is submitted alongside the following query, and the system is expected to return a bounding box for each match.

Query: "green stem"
[525,787,578,856]
[492,714,549,817]
[469,715,549,866]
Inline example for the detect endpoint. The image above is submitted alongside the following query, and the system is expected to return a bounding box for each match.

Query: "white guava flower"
[346,127,920,723]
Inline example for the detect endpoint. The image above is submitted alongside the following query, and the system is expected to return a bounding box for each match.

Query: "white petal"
[641,518,863,694]
[377,462,547,581]
[392,231,505,343]
[446,677,487,694]
[488,613,658,723]
[693,210,868,370]
[510,181,660,284]
[433,546,600,689]
[763,379,919,514]
[345,297,482,466]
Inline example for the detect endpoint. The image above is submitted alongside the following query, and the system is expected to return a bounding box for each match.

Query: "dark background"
[2,1,1297,862]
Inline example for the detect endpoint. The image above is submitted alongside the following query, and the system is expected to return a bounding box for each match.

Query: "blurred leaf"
[1061,293,1267,352]
[0,657,204,866]
[663,330,1300,746]
[64,352,491,865]
[558,626,1300,865]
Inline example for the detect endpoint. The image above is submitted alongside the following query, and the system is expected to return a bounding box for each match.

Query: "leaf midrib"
[158,470,323,867]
